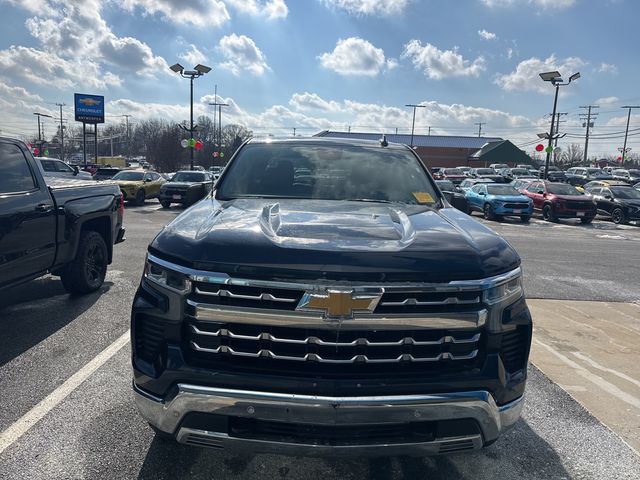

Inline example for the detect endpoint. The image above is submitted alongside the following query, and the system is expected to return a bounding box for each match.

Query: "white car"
[36,157,93,180]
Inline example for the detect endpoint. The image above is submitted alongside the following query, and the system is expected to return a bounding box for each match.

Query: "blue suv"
[466,183,533,222]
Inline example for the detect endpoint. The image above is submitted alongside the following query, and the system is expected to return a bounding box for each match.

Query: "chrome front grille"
[190,282,483,315]
[186,322,482,369]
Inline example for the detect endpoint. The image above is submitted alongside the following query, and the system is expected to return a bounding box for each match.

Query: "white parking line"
[0,331,130,455]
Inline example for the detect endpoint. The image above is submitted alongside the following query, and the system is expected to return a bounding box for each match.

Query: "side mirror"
[478,191,486,196]
[604,195,612,200]
[537,191,544,195]
[72,165,79,176]
[443,192,453,203]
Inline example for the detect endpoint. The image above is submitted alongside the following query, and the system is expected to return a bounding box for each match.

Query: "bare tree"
[558,143,584,167]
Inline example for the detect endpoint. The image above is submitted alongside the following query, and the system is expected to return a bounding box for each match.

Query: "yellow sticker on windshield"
[413,192,434,204]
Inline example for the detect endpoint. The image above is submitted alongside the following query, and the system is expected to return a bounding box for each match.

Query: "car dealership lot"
[1,204,639,479]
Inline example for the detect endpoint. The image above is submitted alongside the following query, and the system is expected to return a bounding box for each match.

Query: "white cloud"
[11,0,168,82]
[595,96,619,106]
[180,44,208,66]
[318,37,395,76]
[495,55,587,93]
[0,81,43,103]
[402,41,486,80]
[321,0,408,15]
[121,0,231,27]
[598,62,618,75]
[478,29,497,40]
[0,46,121,89]
[289,92,341,112]
[226,0,288,19]
[480,0,575,9]
[218,34,270,76]
[507,48,514,59]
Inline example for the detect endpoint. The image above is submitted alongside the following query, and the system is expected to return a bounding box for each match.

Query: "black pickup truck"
[132,138,531,456]
[0,137,125,294]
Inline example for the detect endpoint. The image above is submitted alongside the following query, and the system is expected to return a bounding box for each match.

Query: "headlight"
[143,255,191,293]
[484,273,522,306]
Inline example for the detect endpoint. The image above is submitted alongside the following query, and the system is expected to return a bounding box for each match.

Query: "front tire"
[60,231,108,294]
[483,203,495,220]
[520,215,530,223]
[135,189,145,206]
[542,205,557,223]
[612,208,627,225]
[580,217,593,224]
[160,200,171,208]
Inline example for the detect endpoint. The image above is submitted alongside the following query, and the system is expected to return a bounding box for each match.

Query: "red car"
[522,181,596,223]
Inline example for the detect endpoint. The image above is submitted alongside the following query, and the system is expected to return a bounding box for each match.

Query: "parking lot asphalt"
[1,202,639,479]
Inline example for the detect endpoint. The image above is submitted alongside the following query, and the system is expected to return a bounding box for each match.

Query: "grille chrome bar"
[190,341,479,364]
[195,287,297,303]
[380,296,480,307]
[186,300,488,330]
[190,324,480,347]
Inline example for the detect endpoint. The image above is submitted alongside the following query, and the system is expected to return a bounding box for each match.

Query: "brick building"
[314,131,506,168]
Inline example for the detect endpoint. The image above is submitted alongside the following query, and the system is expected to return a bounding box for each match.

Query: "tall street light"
[405,104,426,148]
[539,71,580,179]
[170,62,211,170]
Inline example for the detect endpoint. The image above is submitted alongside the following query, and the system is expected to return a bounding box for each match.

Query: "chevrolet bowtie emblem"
[296,289,382,319]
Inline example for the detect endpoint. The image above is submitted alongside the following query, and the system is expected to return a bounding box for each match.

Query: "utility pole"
[552,112,567,163]
[428,126,431,136]
[474,122,485,138]
[579,105,599,164]
[119,114,133,161]
[33,112,53,142]
[405,104,425,148]
[620,106,640,166]
[293,127,296,137]
[56,103,66,160]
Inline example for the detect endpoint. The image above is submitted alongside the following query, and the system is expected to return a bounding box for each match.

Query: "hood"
[619,199,640,207]
[487,194,531,202]
[114,180,143,187]
[162,181,202,189]
[555,194,593,201]
[150,198,520,282]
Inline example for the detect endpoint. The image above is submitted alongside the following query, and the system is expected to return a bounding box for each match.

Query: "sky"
[0,0,639,158]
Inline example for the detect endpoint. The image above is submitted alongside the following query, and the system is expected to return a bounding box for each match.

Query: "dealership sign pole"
[74,93,105,166]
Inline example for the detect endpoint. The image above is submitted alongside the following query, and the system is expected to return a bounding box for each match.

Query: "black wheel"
[60,231,108,294]
[483,203,495,220]
[580,217,593,224]
[611,208,627,225]
[542,205,557,223]
[135,189,145,206]
[465,204,471,215]
[160,200,171,208]
[520,215,530,223]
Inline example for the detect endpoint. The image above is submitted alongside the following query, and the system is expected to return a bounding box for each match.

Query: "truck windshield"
[217,143,439,205]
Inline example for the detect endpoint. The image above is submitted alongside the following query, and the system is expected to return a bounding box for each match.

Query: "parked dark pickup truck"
[132,138,531,456]
[0,137,125,294]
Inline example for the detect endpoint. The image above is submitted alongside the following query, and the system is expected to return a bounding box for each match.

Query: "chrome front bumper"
[134,383,524,456]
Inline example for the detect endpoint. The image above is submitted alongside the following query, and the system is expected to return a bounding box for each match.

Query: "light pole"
[170,63,211,170]
[405,104,425,148]
[538,71,580,179]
